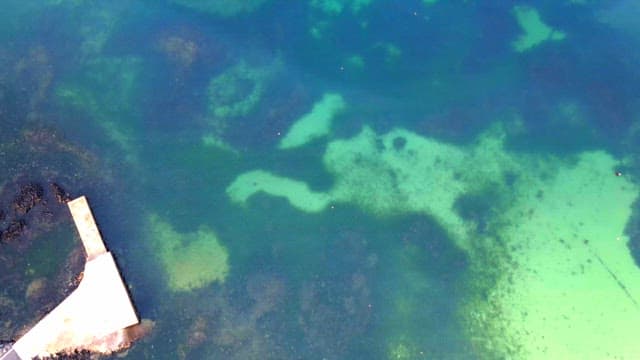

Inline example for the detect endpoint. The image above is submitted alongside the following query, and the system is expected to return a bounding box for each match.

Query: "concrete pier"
[2,196,139,359]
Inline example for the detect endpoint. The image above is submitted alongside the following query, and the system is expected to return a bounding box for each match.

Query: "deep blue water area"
[3,1,640,359]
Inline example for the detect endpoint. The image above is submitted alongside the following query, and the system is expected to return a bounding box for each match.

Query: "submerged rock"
[34,349,93,360]
[0,340,15,356]
[13,183,44,216]
[50,183,71,204]
[25,277,48,303]
[0,220,26,243]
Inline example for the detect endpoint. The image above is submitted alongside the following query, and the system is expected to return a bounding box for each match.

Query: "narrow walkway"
[2,196,139,359]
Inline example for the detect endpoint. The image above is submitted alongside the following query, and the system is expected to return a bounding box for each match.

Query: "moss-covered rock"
[148,215,229,292]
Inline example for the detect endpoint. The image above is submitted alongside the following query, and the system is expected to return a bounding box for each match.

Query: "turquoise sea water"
[2,1,640,359]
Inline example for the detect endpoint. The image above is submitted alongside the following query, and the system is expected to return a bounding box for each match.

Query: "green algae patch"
[227,116,640,357]
[278,93,346,150]
[227,120,640,357]
[463,151,640,359]
[231,125,516,251]
[204,59,282,149]
[148,214,229,292]
[202,59,281,156]
[207,60,271,120]
[325,126,517,251]
[226,170,331,212]
[512,6,566,52]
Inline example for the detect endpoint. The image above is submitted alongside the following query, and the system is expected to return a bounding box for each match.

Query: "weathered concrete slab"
[9,196,139,359]
[0,348,20,360]
[67,196,107,260]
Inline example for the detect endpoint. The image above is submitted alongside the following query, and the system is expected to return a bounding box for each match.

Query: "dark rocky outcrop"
[50,183,71,204]
[12,183,44,216]
[35,349,93,360]
[0,220,26,243]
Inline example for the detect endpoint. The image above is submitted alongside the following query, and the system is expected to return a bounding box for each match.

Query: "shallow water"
[2,1,640,359]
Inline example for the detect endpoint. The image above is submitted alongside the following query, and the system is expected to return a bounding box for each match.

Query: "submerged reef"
[229,124,514,252]
[203,58,283,149]
[227,118,640,358]
[206,60,276,121]
[169,0,270,17]
[34,349,93,360]
[463,150,640,358]
[156,273,289,360]
[147,215,229,292]
[157,227,377,359]
[298,272,372,358]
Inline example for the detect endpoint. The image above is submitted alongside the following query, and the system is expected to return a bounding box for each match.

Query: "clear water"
[2,1,640,359]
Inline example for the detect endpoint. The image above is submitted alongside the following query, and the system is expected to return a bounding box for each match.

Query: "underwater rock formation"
[1,220,26,243]
[164,273,288,360]
[201,58,285,151]
[206,60,273,120]
[228,124,515,251]
[170,0,270,17]
[227,120,640,358]
[157,35,199,68]
[12,183,44,216]
[1,182,60,246]
[462,150,640,359]
[298,270,372,358]
[79,319,156,355]
[50,183,71,204]
[34,349,93,360]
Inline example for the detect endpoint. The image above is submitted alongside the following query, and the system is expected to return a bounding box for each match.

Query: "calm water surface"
[2,1,640,359]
